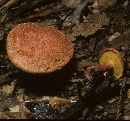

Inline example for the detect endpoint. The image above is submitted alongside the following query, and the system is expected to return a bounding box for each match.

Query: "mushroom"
[85,48,124,80]
[6,22,74,73]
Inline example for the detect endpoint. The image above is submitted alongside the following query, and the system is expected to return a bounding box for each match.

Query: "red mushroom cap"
[6,22,74,73]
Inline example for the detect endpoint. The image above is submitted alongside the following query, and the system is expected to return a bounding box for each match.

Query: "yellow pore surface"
[99,48,124,79]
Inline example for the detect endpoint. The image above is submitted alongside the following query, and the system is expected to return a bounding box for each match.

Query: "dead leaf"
[67,13,109,41]
[97,0,117,8]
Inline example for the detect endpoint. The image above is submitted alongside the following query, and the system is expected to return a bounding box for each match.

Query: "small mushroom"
[6,22,74,73]
[85,48,124,80]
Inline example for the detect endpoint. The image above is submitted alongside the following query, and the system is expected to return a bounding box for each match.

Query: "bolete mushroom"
[85,48,124,80]
[6,22,74,73]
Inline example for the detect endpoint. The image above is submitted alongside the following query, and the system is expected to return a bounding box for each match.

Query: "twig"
[0,70,19,86]
[0,0,9,7]
[0,0,18,10]
[116,78,126,120]
[0,0,20,23]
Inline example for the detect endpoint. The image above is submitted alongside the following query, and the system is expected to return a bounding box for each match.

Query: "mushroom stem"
[85,48,124,81]
[85,64,113,81]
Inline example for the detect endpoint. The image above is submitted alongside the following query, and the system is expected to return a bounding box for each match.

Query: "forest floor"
[0,0,130,119]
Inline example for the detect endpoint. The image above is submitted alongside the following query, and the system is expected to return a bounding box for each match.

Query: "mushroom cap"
[99,48,124,79]
[6,23,74,73]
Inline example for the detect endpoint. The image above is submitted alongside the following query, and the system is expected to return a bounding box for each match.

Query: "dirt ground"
[0,0,130,119]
